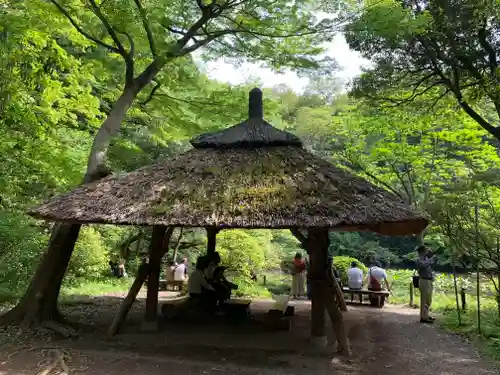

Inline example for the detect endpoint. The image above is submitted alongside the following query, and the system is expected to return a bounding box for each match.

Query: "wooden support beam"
[307,228,328,347]
[108,263,149,336]
[206,227,220,255]
[143,226,174,331]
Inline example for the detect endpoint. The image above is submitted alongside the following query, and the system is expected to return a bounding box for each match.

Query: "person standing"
[305,255,312,300]
[416,245,436,323]
[291,253,306,299]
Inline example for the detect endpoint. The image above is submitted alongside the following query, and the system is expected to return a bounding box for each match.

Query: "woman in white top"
[188,256,216,301]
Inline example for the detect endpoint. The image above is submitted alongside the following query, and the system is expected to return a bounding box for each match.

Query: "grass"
[61,277,134,298]
[0,277,134,310]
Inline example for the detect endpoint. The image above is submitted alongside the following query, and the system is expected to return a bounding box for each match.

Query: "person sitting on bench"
[366,261,391,306]
[165,260,176,282]
[347,261,364,290]
[188,256,217,311]
[212,266,238,304]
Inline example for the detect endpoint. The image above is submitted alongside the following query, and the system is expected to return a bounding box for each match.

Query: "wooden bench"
[342,287,390,308]
[161,298,252,322]
[158,279,185,291]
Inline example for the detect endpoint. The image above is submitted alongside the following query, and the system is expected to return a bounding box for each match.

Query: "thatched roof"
[191,88,302,149]
[28,89,428,236]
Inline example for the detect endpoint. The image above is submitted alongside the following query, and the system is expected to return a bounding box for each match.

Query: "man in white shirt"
[366,261,391,307]
[347,261,364,289]
[366,261,390,291]
[174,258,188,281]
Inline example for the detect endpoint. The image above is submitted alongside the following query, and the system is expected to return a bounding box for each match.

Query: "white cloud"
[194,34,369,93]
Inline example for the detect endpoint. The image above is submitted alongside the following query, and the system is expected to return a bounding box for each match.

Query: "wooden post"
[324,235,350,356]
[409,281,414,307]
[206,227,219,255]
[108,263,149,336]
[451,254,462,325]
[307,228,328,348]
[461,288,467,311]
[143,226,173,331]
[475,203,481,335]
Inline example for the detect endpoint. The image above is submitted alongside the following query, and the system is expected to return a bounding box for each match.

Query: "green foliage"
[217,229,281,279]
[229,275,271,299]
[67,227,109,281]
[333,256,367,284]
[344,0,500,141]
[330,232,401,266]
[0,211,48,296]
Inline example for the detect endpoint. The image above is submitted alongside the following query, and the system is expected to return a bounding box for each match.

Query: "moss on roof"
[29,146,428,235]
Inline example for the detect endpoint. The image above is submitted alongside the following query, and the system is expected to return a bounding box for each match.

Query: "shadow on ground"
[1,296,498,375]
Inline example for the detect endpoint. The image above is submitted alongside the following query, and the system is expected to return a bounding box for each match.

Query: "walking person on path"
[291,252,306,299]
[416,245,436,323]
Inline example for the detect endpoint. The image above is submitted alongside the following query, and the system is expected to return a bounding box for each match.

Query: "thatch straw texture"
[29,146,427,235]
[191,118,303,149]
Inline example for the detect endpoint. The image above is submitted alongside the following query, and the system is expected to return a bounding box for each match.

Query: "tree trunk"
[0,224,81,328]
[0,81,156,329]
[206,228,219,255]
[171,227,184,263]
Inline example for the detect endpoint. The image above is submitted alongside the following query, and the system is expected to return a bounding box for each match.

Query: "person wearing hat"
[416,245,436,323]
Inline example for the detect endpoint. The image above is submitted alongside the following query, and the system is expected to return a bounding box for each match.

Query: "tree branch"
[49,0,119,53]
[133,0,157,57]
[87,0,134,85]
[139,82,162,107]
[419,37,500,140]
[87,0,127,56]
[179,30,236,55]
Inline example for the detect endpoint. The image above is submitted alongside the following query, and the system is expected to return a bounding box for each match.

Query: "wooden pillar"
[108,263,149,336]
[206,227,219,255]
[142,226,173,331]
[307,228,329,347]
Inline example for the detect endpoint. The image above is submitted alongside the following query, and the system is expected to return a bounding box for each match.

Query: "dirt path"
[353,304,497,375]
[1,302,498,375]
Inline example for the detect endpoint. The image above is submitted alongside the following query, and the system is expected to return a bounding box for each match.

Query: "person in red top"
[291,253,306,299]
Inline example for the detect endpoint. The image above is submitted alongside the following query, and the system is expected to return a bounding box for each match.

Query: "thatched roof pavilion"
[29,89,426,236]
[28,88,427,350]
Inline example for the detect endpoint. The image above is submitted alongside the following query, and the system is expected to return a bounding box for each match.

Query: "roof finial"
[248,88,263,119]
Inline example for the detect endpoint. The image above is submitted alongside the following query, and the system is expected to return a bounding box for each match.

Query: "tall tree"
[344,0,500,140]
[1,0,338,327]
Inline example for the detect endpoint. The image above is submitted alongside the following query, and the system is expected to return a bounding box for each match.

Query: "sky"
[195,34,368,93]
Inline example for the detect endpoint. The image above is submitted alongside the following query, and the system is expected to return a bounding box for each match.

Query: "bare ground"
[1,296,498,375]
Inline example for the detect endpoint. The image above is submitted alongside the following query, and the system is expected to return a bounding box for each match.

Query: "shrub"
[229,275,272,298]
[66,227,109,282]
[333,256,367,284]
[217,230,266,278]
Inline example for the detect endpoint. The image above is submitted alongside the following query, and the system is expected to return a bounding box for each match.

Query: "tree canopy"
[344,0,500,140]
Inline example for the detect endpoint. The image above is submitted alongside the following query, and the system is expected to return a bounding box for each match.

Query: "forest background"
[1,0,500,355]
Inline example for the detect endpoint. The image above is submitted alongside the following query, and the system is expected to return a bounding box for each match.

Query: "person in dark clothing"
[416,245,436,323]
[108,260,120,277]
[188,256,217,311]
[205,252,238,301]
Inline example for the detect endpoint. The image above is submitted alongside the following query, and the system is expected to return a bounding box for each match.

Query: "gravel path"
[1,302,498,375]
[352,305,498,375]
